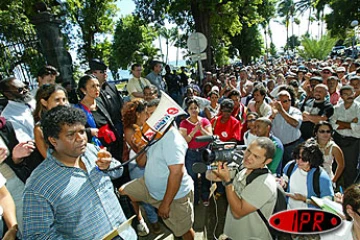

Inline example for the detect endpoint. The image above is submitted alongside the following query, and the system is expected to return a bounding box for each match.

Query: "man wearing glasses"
[320,66,334,85]
[0,77,35,142]
[270,90,303,166]
[32,65,59,96]
[330,85,360,188]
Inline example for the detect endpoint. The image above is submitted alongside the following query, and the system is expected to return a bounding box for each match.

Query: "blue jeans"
[185,148,210,204]
[128,162,158,224]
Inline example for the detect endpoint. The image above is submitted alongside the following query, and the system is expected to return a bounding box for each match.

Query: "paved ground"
[139,195,228,240]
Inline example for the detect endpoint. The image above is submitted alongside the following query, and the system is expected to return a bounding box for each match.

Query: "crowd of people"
[0,55,359,240]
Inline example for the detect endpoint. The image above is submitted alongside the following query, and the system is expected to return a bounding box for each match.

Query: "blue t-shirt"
[144,127,193,200]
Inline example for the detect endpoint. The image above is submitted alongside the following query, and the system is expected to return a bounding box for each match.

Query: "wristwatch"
[222,179,233,187]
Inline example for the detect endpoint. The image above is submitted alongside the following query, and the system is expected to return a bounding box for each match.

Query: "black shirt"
[300,99,334,140]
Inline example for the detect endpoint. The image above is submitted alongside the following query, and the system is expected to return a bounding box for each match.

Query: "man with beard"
[300,84,334,140]
[0,77,35,142]
[330,85,360,188]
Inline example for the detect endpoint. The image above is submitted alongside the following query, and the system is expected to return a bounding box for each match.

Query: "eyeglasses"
[281,100,290,103]
[318,130,332,134]
[246,119,256,123]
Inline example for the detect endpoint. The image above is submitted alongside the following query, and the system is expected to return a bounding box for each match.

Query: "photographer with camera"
[211,137,277,239]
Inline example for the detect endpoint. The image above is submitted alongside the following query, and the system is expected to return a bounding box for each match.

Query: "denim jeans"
[128,162,158,224]
[185,148,210,204]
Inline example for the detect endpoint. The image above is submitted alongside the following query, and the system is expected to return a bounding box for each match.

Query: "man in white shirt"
[0,77,35,142]
[127,64,152,100]
[330,85,360,188]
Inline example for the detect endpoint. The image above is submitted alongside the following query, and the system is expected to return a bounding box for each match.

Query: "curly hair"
[343,184,360,221]
[122,99,147,129]
[41,105,87,148]
[301,142,324,168]
[33,84,68,123]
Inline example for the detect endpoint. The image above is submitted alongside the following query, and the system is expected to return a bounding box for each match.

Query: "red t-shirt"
[179,117,211,149]
[211,115,241,142]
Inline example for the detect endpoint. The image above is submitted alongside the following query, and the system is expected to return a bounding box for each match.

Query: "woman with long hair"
[33,84,69,158]
[310,121,345,184]
[122,99,160,236]
[179,98,212,206]
[75,75,121,160]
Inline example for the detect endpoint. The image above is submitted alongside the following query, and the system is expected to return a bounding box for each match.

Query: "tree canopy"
[110,15,159,71]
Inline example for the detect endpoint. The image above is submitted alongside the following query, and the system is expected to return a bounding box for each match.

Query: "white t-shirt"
[288,168,308,209]
[321,220,353,240]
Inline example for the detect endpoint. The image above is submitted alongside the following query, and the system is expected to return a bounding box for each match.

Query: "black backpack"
[285,161,321,197]
[246,168,289,239]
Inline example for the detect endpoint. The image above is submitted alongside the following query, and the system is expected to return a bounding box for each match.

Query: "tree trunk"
[264,25,268,58]
[307,7,312,34]
[158,35,164,63]
[191,0,212,72]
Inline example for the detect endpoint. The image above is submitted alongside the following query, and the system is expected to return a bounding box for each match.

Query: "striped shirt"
[23,144,137,240]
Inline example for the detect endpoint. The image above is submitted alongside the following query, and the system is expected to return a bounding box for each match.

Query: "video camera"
[192,135,246,174]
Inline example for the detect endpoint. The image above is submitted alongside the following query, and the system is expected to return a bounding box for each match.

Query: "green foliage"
[63,0,118,62]
[325,0,360,38]
[286,35,301,49]
[297,34,337,60]
[134,0,275,68]
[231,25,264,65]
[110,15,159,71]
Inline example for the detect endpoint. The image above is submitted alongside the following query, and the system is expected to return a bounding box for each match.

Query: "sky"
[116,0,333,64]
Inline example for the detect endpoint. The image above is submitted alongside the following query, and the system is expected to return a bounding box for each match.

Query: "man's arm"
[278,107,301,128]
[212,163,258,219]
[23,189,65,240]
[158,164,184,219]
[0,185,18,239]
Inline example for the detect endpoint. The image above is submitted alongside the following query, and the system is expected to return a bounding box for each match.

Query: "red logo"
[144,131,155,140]
[167,107,179,115]
[269,209,342,234]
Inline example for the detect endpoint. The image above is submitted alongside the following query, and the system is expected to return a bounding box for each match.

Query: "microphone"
[192,162,239,174]
[195,135,218,142]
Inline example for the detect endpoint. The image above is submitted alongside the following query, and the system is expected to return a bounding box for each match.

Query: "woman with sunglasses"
[179,98,212,206]
[310,121,345,185]
[34,84,69,158]
[282,142,334,209]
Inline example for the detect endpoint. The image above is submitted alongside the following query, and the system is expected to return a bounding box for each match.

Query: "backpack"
[246,168,289,240]
[285,161,321,197]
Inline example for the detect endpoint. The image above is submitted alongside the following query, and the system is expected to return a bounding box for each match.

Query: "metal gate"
[0,23,45,90]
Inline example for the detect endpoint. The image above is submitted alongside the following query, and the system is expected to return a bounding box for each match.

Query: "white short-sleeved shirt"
[144,127,193,200]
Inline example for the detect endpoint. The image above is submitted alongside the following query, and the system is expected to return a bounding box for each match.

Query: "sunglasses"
[4,86,28,94]
[281,100,290,103]
[322,71,331,74]
[318,130,332,134]
[221,109,232,113]
[246,119,256,123]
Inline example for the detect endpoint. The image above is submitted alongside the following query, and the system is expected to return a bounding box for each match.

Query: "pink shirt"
[180,117,211,149]
[330,91,340,106]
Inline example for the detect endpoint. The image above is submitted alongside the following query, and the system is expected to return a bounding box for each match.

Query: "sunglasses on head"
[318,130,332,134]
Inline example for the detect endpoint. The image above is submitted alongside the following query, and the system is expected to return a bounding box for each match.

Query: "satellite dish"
[187,32,208,53]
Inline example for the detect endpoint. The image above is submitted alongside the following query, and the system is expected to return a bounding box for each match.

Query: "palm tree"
[159,27,178,64]
[278,0,295,54]
[295,0,314,34]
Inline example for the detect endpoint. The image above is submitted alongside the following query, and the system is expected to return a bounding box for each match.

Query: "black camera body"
[199,136,246,165]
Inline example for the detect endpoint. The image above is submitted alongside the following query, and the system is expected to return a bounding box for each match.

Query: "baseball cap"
[89,58,107,71]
